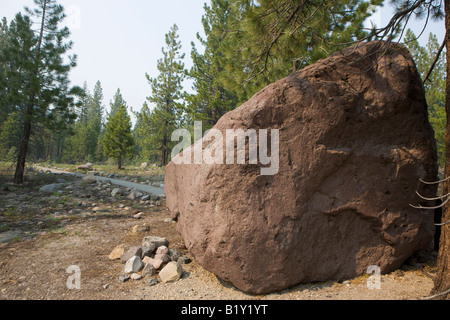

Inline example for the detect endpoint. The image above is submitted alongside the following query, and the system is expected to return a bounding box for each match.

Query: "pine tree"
[404,29,446,168]
[186,0,239,132]
[218,0,383,102]
[109,88,127,119]
[0,0,80,183]
[133,102,154,162]
[144,24,186,166]
[85,81,104,161]
[103,104,134,169]
[0,111,22,160]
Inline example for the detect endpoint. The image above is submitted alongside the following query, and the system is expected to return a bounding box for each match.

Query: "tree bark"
[432,0,450,299]
[13,104,32,184]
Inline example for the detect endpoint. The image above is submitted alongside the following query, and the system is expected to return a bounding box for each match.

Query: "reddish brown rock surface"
[165,41,438,294]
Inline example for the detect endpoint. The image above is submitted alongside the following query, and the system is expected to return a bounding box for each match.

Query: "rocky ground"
[0,165,441,301]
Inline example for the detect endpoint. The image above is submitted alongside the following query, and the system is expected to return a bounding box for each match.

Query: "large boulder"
[165,41,438,294]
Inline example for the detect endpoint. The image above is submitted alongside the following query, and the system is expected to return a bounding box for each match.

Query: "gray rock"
[142,236,169,249]
[142,263,156,277]
[141,244,156,258]
[128,189,143,200]
[82,175,97,184]
[146,278,159,287]
[111,188,123,197]
[159,262,183,283]
[141,195,151,201]
[119,275,130,283]
[124,256,144,274]
[120,246,143,264]
[39,183,65,193]
[169,249,182,262]
[177,256,192,265]
[130,273,142,280]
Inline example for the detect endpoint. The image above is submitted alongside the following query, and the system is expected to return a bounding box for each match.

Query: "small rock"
[143,257,164,270]
[154,253,171,264]
[111,188,123,197]
[141,195,151,201]
[103,284,109,289]
[142,264,156,277]
[130,273,143,281]
[128,189,144,200]
[131,224,150,234]
[156,246,169,255]
[119,275,130,283]
[142,236,169,249]
[146,278,159,287]
[39,183,65,193]
[141,244,156,258]
[120,246,143,264]
[133,213,143,219]
[109,244,126,260]
[124,256,144,274]
[82,175,97,184]
[169,249,182,262]
[92,207,101,213]
[159,262,183,283]
[141,163,148,169]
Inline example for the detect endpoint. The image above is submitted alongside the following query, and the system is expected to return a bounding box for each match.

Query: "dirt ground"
[0,167,441,301]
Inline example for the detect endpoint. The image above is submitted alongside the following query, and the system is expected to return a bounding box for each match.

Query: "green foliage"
[404,29,447,167]
[137,24,186,166]
[215,0,384,103]
[103,104,134,169]
[185,0,239,132]
[0,111,22,159]
[62,81,105,163]
[404,29,446,168]
[109,89,127,119]
[0,0,81,183]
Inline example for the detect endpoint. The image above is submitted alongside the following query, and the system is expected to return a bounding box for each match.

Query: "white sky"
[0,0,446,124]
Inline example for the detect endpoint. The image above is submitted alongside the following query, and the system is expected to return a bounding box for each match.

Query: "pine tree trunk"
[432,0,450,299]
[118,157,122,170]
[14,105,33,184]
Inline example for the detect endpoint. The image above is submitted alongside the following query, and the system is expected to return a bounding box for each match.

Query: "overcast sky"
[0,1,445,124]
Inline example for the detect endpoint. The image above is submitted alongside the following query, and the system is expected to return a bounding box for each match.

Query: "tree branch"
[423,33,447,84]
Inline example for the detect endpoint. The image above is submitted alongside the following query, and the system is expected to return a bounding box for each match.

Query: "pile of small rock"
[109,236,191,286]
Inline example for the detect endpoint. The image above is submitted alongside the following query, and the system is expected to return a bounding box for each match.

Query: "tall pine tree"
[0,0,80,183]
[144,24,186,166]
